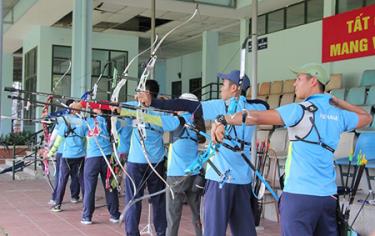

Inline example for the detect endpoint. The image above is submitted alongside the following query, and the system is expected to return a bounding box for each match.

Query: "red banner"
[322,4,375,63]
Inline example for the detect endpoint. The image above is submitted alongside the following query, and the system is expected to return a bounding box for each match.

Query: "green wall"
[0,53,14,135]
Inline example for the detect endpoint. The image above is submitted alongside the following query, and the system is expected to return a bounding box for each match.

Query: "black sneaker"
[51,205,62,212]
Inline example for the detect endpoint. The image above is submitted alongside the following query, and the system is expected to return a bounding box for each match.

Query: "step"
[1,157,56,180]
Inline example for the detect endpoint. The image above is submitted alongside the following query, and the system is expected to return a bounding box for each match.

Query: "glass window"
[52,46,71,97]
[287,2,305,28]
[336,0,364,14]
[110,51,128,102]
[51,46,128,101]
[267,9,285,33]
[24,47,37,129]
[249,14,267,36]
[307,0,324,23]
[13,55,22,82]
[365,0,375,6]
[257,14,267,35]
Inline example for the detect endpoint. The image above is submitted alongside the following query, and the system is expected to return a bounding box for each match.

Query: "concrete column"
[240,18,251,77]
[0,0,3,133]
[324,0,336,17]
[71,0,92,97]
[1,53,14,135]
[202,31,218,99]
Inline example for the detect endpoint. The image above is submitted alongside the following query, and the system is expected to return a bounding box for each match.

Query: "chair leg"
[364,168,374,200]
[351,166,358,190]
[338,165,344,186]
[274,200,279,223]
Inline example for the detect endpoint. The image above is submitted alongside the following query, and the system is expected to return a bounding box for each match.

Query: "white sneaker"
[81,218,92,225]
[48,199,56,205]
[70,198,79,204]
[109,217,119,224]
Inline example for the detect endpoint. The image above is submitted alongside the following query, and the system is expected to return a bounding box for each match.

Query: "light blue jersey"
[276,93,358,196]
[161,113,199,176]
[55,117,65,154]
[117,118,132,155]
[125,101,165,164]
[57,114,87,158]
[202,96,267,184]
[85,115,112,158]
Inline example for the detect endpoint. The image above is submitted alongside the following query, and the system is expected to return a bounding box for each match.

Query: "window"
[336,0,365,14]
[267,9,285,33]
[307,0,324,23]
[51,46,128,101]
[52,46,71,97]
[249,14,267,36]
[287,2,305,28]
[171,81,182,99]
[189,78,202,100]
[91,49,128,101]
[24,47,37,129]
[175,0,236,8]
[13,55,22,82]
[365,0,375,6]
[248,1,324,35]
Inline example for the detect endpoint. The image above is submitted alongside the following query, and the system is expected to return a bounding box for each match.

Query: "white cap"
[179,93,198,101]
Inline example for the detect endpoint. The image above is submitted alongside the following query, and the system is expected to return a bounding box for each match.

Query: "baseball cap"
[290,63,329,85]
[179,93,199,101]
[217,70,250,91]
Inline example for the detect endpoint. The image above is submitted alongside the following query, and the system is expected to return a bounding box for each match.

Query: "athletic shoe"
[48,199,56,205]
[70,198,79,204]
[81,218,92,225]
[51,205,62,212]
[109,217,119,224]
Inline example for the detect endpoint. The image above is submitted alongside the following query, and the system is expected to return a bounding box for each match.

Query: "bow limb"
[119,173,190,224]
[133,7,199,200]
[53,61,72,93]
[110,116,136,195]
[152,5,198,54]
[111,34,159,104]
[91,61,117,100]
[112,142,137,194]
[41,60,71,187]
[109,36,160,196]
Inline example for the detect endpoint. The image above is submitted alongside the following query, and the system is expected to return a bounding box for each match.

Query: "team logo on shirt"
[320,114,338,121]
[88,119,101,137]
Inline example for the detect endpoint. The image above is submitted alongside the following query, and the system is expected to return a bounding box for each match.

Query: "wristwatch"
[215,114,227,126]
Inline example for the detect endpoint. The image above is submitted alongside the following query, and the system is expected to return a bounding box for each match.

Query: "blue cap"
[217,70,250,91]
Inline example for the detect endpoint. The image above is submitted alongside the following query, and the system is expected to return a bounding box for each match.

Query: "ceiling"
[2,0,19,16]
[3,0,302,59]
[2,0,19,20]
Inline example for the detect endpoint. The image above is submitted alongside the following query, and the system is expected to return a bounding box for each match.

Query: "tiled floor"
[0,174,280,236]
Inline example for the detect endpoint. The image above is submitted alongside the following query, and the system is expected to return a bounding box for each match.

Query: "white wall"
[158,20,375,95]
[164,51,202,95]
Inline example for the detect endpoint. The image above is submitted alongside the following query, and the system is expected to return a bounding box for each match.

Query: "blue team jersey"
[125,101,165,164]
[57,114,87,158]
[85,115,112,158]
[117,118,132,155]
[202,96,267,184]
[276,93,358,196]
[160,113,199,176]
[55,117,65,154]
